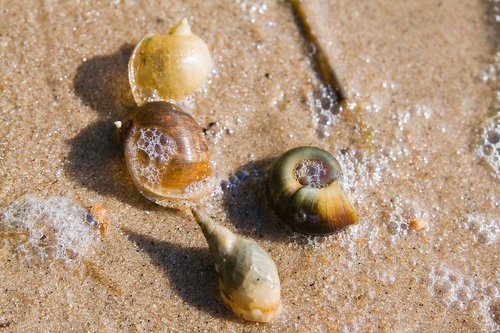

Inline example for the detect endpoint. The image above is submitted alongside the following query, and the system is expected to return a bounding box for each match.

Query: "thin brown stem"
[289,0,346,106]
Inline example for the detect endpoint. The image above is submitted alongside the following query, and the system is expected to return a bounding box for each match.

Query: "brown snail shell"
[116,101,214,208]
[268,146,358,235]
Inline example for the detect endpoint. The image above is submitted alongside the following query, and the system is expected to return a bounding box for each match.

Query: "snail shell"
[129,18,212,104]
[268,146,358,235]
[117,102,214,208]
[191,209,281,323]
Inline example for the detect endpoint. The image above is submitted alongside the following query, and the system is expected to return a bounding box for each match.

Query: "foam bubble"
[219,169,254,191]
[477,113,500,178]
[1,196,98,264]
[294,159,331,188]
[376,192,431,238]
[457,286,472,302]
[236,0,268,23]
[183,175,217,196]
[334,149,387,204]
[307,85,341,138]
[433,280,454,299]
[129,127,177,185]
[477,9,500,178]
[423,264,500,331]
[461,213,498,245]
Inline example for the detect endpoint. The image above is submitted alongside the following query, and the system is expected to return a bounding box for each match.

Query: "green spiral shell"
[268,146,358,235]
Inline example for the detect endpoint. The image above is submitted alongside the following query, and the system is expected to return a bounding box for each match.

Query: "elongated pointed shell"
[268,146,358,235]
[117,102,214,208]
[192,209,281,323]
[129,18,212,104]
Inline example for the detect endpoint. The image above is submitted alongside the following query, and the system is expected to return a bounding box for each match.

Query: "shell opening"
[293,159,338,188]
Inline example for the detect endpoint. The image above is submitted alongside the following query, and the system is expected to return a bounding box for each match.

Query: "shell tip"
[114,121,122,129]
[169,17,192,35]
[190,207,201,222]
[191,208,213,230]
[191,208,220,244]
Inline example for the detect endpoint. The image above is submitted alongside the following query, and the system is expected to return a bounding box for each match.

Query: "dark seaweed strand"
[289,0,346,110]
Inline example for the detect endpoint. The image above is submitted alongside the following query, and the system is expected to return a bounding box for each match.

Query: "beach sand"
[0,0,498,332]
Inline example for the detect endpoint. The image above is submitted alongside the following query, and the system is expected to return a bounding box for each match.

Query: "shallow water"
[0,0,498,332]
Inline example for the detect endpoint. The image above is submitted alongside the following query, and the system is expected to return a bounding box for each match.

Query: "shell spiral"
[118,102,214,207]
[268,146,358,235]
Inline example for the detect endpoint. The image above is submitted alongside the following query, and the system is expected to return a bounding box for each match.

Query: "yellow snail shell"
[191,209,281,323]
[116,101,214,208]
[129,18,212,104]
[268,146,358,235]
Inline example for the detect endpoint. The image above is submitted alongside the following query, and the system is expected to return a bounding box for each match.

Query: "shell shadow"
[73,43,136,119]
[67,44,159,209]
[123,229,231,320]
[221,157,294,243]
[65,120,160,210]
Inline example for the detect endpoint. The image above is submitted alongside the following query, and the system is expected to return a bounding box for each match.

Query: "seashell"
[129,18,212,105]
[191,209,281,323]
[268,146,358,235]
[116,101,214,208]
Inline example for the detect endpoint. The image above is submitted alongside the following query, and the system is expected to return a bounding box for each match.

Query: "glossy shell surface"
[192,209,281,322]
[119,102,214,207]
[128,18,212,104]
[268,146,358,235]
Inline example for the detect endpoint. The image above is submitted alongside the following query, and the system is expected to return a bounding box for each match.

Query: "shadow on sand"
[221,158,294,243]
[124,229,232,320]
[67,44,158,209]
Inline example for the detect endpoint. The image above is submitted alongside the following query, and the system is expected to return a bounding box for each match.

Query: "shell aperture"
[268,146,358,235]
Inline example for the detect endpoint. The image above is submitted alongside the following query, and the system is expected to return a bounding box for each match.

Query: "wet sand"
[0,1,499,332]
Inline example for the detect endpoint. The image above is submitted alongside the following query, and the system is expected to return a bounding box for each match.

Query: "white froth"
[183,175,216,195]
[422,264,500,332]
[476,18,500,178]
[335,150,387,204]
[294,159,327,188]
[307,84,341,138]
[461,213,499,245]
[130,127,177,185]
[1,196,98,264]
[477,112,500,178]
[236,0,268,24]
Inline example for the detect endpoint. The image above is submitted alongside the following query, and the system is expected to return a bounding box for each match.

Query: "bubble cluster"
[422,265,499,331]
[461,213,498,245]
[141,87,162,105]
[1,196,98,264]
[184,175,217,197]
[236,0,268,24]
[478,113,500,178]
[391,104,434,158]
[293,159,330,188]
[334,149,388,205]
[130,127,177,185]
[377,194,431,236]
[477,2,500,178]
[307,85,342,138]
[220,169,253,191]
